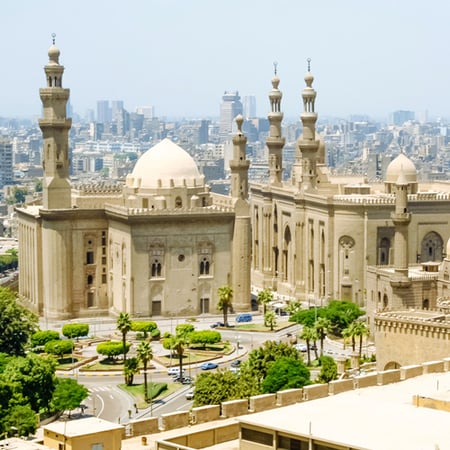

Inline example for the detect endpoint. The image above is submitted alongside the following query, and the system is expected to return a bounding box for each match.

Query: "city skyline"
[2,0,449,121]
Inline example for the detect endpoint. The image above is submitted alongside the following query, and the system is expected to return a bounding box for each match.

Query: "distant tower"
[39,34,72,209]
[266,63,285,186]
[391,167,411,284]
[97,100,111,123]
[219,91,243,137]
[243,95,256,119]
[230,115,251,311]
[0,139,13,189]
[293,59,320,192]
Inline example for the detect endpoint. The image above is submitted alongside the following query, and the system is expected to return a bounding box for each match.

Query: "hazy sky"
[2,0,449,121]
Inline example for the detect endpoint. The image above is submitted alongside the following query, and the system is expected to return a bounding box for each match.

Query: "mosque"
[15,41,450,322]
[16,41,251,320]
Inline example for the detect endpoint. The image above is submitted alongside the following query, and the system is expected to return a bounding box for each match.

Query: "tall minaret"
[39,34,72,209]
[267,63,285,186]
[230,115,251,311]
[391,167,411,284]
[292,58,320,192]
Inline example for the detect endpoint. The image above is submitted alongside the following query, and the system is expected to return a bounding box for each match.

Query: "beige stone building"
[251,63,450,310]
[16,42,251,320]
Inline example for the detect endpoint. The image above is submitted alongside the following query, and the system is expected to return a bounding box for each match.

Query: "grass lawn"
[233,321,293,332]
[80,358,125,371]
[56,355,90,370]
[120,382,180,409]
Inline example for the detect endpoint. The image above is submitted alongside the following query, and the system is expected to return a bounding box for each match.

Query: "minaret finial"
[307,57,311,72]
[273,61,278,76]
[52,33,56,45]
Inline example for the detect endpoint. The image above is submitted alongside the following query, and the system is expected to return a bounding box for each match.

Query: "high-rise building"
[97,100,111,123]
[392,110,415,126]
[0,139,13,189]
[136,106,155,119]
[243,95,256,119]
[111,100,124,122]
[219,91,242,137]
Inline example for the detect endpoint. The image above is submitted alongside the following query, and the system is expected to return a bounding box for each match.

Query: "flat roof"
[239,372,450,450]
[44,417,123,437]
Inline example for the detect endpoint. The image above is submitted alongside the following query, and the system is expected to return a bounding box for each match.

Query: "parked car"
[200,362,218,370]
[231,359,241,367]
[236,313,252,323]
[294,343,308,352]
[173,376,192,385]
[210,322,224,328]
[185,389,195,400]
[167,367,185,377]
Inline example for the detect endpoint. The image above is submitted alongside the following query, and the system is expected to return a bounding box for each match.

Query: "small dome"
[48,44,60,64]
[129,138,204,189]
[385,153,417,184]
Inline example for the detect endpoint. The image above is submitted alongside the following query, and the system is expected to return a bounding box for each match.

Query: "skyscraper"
[97,100,111,123]
[219,91,243,137]
[243,95,256,119]
[0,139,13,189]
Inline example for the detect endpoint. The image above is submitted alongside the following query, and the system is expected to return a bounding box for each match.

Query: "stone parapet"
[354,373,378,389]
[276,388,303,406]
[422,360,445,374]
[329,379,354,395]
[249,393,277,413]
[401,364,423,380]
[130,417,159,436]
[302,384,328,401]
[160,411,189,431]
[221,399,249,418]
[191,405,221,425]
[378,369,401,385]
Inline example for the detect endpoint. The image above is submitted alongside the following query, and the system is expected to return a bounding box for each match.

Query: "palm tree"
[300,326,318,365]
[117,312,132,365]
[342,322,357,352]
[170,334,188,378]
[353,321,370,359]
[137,341,153,402]
[264,310,277,331]
[217,285,233,327]
[257,288,273,315]
[314,317,331,357]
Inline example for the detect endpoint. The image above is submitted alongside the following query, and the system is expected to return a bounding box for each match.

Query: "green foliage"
[257,288,273,314]
[324,301,365,336]
[117,312,132,365]
[264,310,277,331]
[0,287,38,356]
[44,340,74,358]
[5,404,37,437]
[194,370,242,406]
[151,328,161,340]
[97,341,130,360]
[31,330,60,347]
[0,250,18,272]
[299,326,319,365]
[175,323,195,338]
[217,285,233,326]
[290,307,326,327]
[34,178,43,193]
[137,341,153,401]
[51,378,88,414]
[131,321,157,338]
[1,353,57,413]
[261,357,311,393]
[317,355,338,383]
[7,187,28,205]
[61,323,89,340]
[189,330,221,348]
[124,357,139,386]
[245,341,301,390]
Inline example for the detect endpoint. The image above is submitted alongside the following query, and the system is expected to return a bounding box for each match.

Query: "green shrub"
[151,328,161,340]
[31,330,60,347]
[61,323,89,340]
[44,339,74,358]
[97,341,130,360]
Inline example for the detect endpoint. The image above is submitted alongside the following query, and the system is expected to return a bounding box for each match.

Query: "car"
[185,389,195,400]
[210,322,225,328]
[200,362,218,370]
[236,313,252,323]
[167,367,185,377]
[294,343,308,352]
[230,359,241,367]
[173,376,192,385]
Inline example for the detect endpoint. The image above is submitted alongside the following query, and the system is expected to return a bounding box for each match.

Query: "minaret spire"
[230,115,250,200]
[266,63,285,186]
[292,58,320,191]
[39,36,72,209]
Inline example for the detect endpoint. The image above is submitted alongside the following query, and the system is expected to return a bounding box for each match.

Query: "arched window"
[421,232,443,262]
[422,299,429,310]
[149,242,164,279]
[379,237,391,265]
[87,275,93,285]
[175,196,182,208]
[383,294,388,309]
[198,242,213,276]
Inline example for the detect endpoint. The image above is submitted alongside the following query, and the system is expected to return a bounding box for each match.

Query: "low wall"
[191,405,221,424]
[249,393,277,412]
[302,384,328,401]
[378,369,401,385]
[355,373,378,389]
[221,399,248,418]
[401,364,423,380]
[329,379,354,395]
[422,360,445,374]
[161,411,189,431]
[276,388,302,406]
[130,417,159,436]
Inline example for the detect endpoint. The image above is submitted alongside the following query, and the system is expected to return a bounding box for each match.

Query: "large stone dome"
[385,153,417,184]
[128,138,204,189]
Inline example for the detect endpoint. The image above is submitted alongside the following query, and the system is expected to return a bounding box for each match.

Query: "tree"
[7,187,27,205]
[31,330,60,347]
[290,307,325,328]
[217,285,233,327]
[317,355,338,383]
[261,357,310,393]
[164,334,188,378]
[299,326,318,365]
[124,357,139,386]
[44,340,74,359]
[352,321,370,358]
[137,341,153,402]
[61,323,89,340]
[175,323,195,338]
[194,370,242,406]
[97,341,130,361]
[117,312,132,365]
[0,287,38,356]
[257,288,273,315]
[51,378,88,416]
[2,353,57,413]
[5,404,37,437]
[188,330,221,349]
[264,310,277,331]
[314,317,331,356]
[323,300,364,336]
[34,178,43,193]
[131,321,157,339]
[342,323,356,351]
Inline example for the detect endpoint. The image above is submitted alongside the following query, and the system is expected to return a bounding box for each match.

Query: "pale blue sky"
[2,0,448,121]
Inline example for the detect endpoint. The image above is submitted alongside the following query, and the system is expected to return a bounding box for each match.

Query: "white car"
[294,343,307,352]
[185,389,195,400]
[167,367,185,377]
